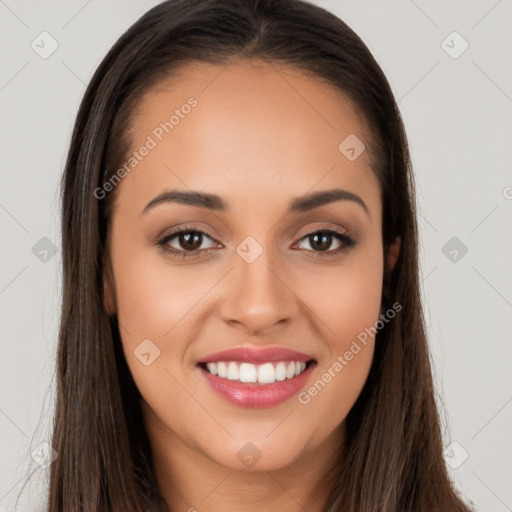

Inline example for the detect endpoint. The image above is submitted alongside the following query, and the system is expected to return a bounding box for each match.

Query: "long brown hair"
[36,0,473,510]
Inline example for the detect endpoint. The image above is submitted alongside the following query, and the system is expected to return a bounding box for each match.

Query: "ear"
[386,236,401,272]
[387,236,401,271]
[380,236,401,315]
[103,255,117,316]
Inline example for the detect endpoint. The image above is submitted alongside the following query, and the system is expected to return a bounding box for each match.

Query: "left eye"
[295,231,345,252]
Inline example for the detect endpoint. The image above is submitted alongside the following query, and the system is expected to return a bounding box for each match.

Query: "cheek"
[111,243,208,346]
[109,240,226,403]
[110,247,205,415]
[293,244,382,431]
[297,342,374,445]
[295,238,383,354]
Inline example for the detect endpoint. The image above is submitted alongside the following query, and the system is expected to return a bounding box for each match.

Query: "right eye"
[157,226,222,258]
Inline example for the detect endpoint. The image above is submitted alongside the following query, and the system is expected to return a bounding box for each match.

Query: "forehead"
[115,58,380,218]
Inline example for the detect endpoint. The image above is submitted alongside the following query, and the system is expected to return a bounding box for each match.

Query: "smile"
[196,345,317,408]
[200,361,306,384]
[199,360,309,384]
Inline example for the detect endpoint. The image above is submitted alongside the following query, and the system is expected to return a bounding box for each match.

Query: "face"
[104,59,399,474]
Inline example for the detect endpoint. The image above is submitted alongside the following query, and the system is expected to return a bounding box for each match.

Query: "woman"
[44,0,473,510]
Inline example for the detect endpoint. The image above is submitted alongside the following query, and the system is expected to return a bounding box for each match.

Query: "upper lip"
[197,346,315,364]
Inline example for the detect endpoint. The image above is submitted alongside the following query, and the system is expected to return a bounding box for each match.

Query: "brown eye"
[157,227,220,258]
[164,230,216,252]
[307,232,337,252]
[294,229,357,257]
[177,231,204,251]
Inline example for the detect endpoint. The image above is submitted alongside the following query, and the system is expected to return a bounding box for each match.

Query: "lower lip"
[198,362,316,408]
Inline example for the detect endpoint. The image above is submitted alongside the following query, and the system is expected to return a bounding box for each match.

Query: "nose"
[219,247,299,337]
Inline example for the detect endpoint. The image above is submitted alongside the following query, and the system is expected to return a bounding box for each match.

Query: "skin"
[104,58,400,512]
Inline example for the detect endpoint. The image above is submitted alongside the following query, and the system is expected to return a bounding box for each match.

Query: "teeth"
[216,361,227,378]
[258,363,275,384]
[226,361,239,380]
[203,361,308,384]
[239,362,257,383]
[206,362,217,375]
[275,362,286,381]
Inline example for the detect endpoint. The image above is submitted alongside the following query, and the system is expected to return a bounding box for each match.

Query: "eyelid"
[295,224,351,240]
[157,223,222,243]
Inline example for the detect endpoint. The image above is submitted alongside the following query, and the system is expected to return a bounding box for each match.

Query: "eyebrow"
[142,188,371,219]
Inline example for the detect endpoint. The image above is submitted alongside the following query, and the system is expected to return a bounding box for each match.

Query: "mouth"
[197,359,316,384]
[195,346,317,408]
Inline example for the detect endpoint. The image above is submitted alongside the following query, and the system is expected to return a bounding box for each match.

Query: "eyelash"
[156,224,357,259]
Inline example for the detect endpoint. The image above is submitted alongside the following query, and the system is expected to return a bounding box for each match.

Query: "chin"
[202,431,309,472]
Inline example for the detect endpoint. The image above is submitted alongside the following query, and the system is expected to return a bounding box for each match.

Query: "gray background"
[1,0,511,510]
